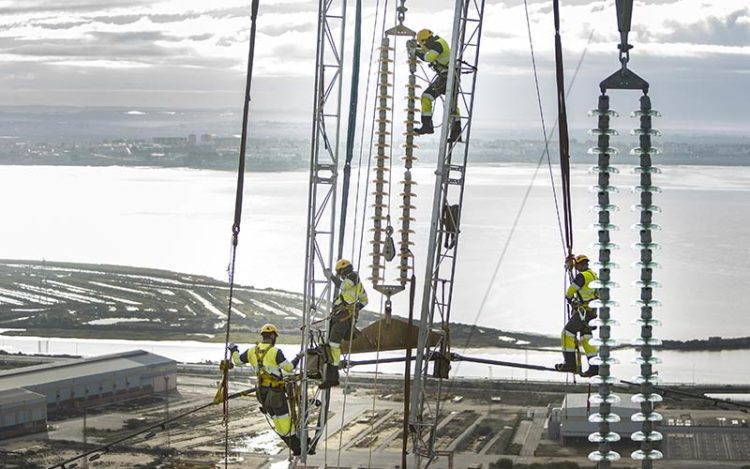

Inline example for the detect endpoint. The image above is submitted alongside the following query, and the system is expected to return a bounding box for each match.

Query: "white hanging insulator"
[588,450,622,462]
[631,449,664,460]
[587,146,620,156]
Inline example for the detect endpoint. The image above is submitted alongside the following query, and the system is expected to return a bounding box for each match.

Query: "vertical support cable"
[587,94,621,468]
[630,93,664,466]
[399,42,419,286]
[370,37,393,284]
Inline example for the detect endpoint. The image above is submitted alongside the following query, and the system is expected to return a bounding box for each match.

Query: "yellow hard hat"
[416,29,433,44]
[574,255,590,264]
[260,323,278,335]
[335,259,352,273]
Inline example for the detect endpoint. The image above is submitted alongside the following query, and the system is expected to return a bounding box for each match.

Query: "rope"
[220,2,260,467]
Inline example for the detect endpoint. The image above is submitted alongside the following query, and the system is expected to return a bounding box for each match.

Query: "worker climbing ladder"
[409,0,486,465]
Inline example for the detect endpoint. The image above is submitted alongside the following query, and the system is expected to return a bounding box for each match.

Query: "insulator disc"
[631,412,663,423]
[630,147,662,155]
[631,431,664,442]
[632,337,663,346]
[589,128,620,136]
[631,223,662,231]
[633,280,662,288]
[589,356,619,366]
[631,449,664,460]
[590,223,620,231]
[589,318,620,329]
[590,280,620,289]
[587,147,620,155]
[588,450,621,462]
[588,109,620,117]
[589,299,620,309]
[631,393,664,403]
[588,432,621,443]
[630,110,661,117]
[589,393,622,405]
[590,204,620,212]
[631,128,662,136]
[634,166,662,174]
[632,375,662,386]
[590,338,618,347]
[589,185,620,193]
[589,164,620,173]
[590,375,618,385]
[631,204,662,213]
[633,185,663,193]
[589,413,622,424]
[633,299,662,308]
[634,318,663,328]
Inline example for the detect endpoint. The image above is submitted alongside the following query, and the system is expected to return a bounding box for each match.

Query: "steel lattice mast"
[409,0,486,465]
[299,0,346,461]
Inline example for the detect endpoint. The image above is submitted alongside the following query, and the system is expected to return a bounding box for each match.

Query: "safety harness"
[254,345,285,388]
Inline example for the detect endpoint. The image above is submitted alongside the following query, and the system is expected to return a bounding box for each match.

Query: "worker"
[223,324,305,455]
[555,254,600,377]
[322,259,369,389]
[412,29,462,143]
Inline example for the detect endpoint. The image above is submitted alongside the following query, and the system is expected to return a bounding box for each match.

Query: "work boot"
[581,365,599,378]
[555,352,578,373]
[448,119,462,143]
[319,364,340,389]
[414,115,434,135]
[289,435,302,456]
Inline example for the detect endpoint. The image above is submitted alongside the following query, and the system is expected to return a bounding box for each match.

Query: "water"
[0,334,746,385]
[0,164,749,383]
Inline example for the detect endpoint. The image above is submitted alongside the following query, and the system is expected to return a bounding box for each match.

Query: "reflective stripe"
[335,276,368,307]
[579,270,598,302]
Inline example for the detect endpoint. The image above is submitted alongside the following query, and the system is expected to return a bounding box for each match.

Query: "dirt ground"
[3,372,750,469]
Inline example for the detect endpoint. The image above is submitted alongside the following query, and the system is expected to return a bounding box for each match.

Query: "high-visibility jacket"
[233,343,293,388]
[333,272,368,312]
[566,269,598,304]
[417,36,450,74]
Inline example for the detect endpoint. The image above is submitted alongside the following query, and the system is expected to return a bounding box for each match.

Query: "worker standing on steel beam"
[222,324,304,454]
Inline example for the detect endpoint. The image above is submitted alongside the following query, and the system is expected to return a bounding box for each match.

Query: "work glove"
[323,268,334,281]
[564,255,576,271]
[406,39,417,49]
[292,351,305,368]
[219,359,234,371]
[228,343,239,354]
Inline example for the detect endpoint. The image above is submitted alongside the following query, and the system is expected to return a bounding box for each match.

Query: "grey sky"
[0,0,747,133]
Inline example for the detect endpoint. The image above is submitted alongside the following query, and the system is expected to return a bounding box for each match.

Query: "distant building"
[153,137,188,146]
[0,388,47,439]
[0,350,177,411]
[548,393,641,442]
[188,134,197,145]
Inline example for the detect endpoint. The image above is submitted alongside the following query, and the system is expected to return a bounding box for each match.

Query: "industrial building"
[0,350,176,438]
[0,388,47,439]
[547,393,641,442]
